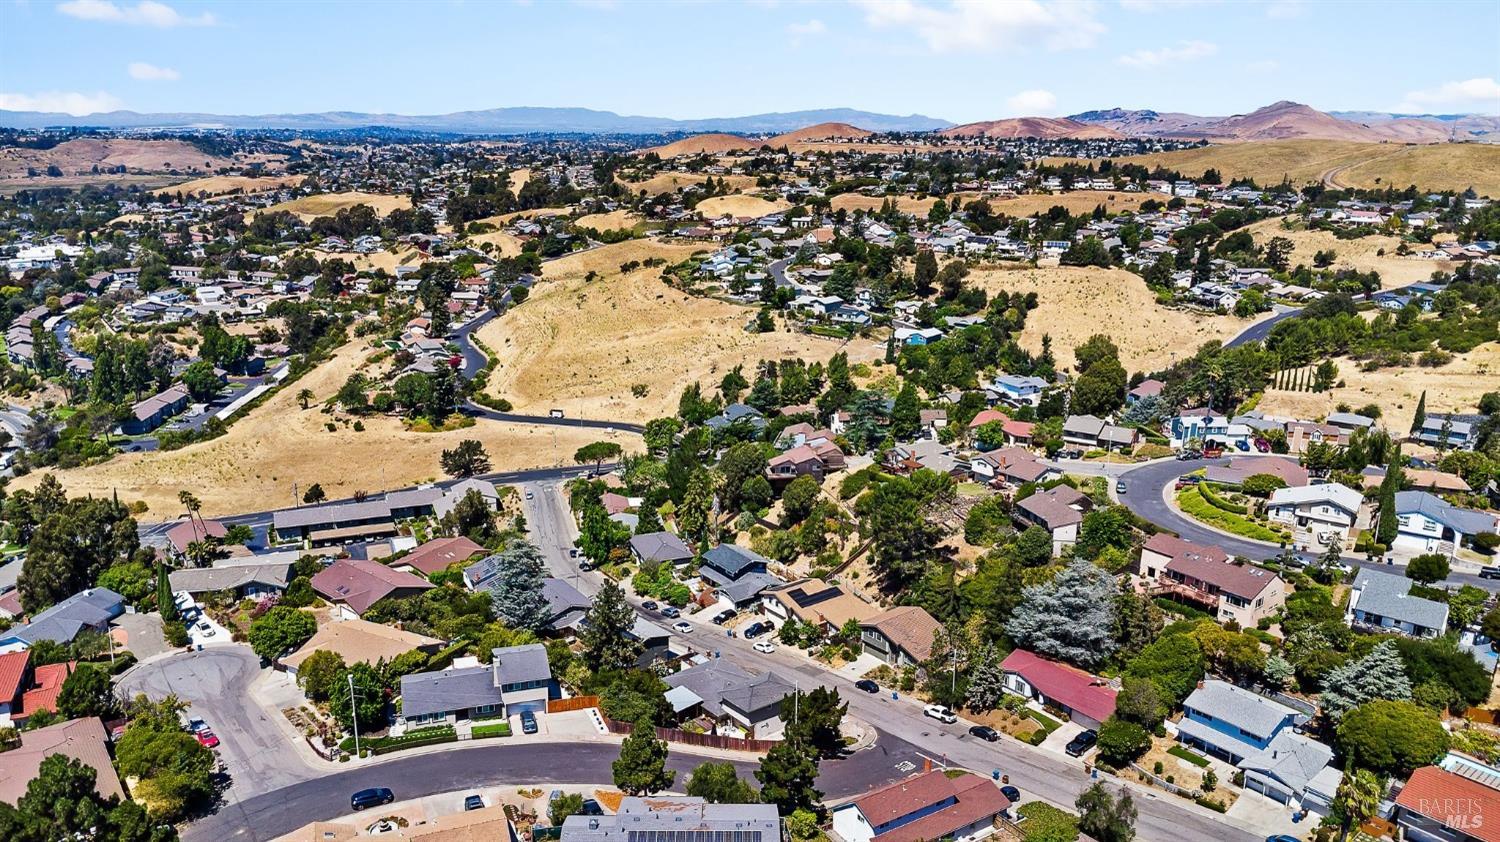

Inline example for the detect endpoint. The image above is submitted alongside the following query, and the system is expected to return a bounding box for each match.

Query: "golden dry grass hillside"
[643,134,755,157]
[1245,218,1452,287]
[988,191,1179,217]
[9,340,631,517]
[618,172,759,196]
[1070,140,1500,195]
[477,240,880,422]
[321,248,424,273]
[575,209,648,231]
[1257,343,1499,426]
[0,138,246,180]
[153,174,303,197]
[966,264,1253,372]
[257,191,412,221]
[695,195,790,218]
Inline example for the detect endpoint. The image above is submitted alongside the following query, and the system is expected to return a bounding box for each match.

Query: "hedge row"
[1198,483,1248,515]
[1177,487,1288,543]
[339,726,457,756]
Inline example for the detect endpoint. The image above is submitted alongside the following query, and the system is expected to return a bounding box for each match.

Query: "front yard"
[1176,484,1290,543]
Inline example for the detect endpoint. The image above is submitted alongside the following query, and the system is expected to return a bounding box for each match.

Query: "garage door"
[1247,776,1290,804]
[509,700,545,715]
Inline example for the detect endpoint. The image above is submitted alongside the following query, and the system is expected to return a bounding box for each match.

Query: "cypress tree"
[1410,391,1427,434]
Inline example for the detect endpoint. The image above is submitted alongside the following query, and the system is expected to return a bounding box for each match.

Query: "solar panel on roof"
[789,587,840,609]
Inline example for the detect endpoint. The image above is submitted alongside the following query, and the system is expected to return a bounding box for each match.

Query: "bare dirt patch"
[1257,344,1500,426]
[695,195,790,218]
[1245,218,1451,287]
[966,264,1252,372]
[11,340,631,517]
[477,240,880,422]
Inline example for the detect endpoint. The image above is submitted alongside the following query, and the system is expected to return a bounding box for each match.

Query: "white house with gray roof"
[561,797,781,842]
[1266,482,1363,550]
[397,643,551,728]
[1392,490,1499,558]
[1346,568,1449,638]
[0,588,125,653]
[662,658,794,739]
[1239,730,1341,814]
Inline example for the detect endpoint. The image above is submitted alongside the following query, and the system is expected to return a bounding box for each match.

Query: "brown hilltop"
[641,133,756,157]
[768,122,874,144]
[939,117,1124,140]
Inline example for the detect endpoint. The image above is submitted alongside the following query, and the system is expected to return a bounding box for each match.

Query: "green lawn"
[1026,708,1063,733]
[472,722,512,739]
[1177,486,1289,543]
[1168,745,1210,767]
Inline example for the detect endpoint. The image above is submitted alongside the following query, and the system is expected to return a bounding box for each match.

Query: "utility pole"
[348,672,361,758]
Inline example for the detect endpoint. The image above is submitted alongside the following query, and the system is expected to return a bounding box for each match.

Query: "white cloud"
[787,19,826,36]
[1395,77,1500,114]
[1006,89,1058,115]
[57,0,215,26]
[852,0,1104,53]
[1117,39,1217,68]
[0,90,124,115]
[127,61,179,81]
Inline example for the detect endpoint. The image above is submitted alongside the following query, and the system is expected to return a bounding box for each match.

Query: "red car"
[195,729,220,749]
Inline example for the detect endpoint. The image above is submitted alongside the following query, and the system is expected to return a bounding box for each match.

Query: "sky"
[2,0,1498,122]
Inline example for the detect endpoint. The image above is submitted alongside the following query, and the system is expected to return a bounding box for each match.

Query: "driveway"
[113,612,171,660]
[118,646,315,799]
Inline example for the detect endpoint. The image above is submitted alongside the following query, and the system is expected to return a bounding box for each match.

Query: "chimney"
[1196,680,1205,689]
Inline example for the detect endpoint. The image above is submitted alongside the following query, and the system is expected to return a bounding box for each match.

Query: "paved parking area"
[113,612,172,660]
[119,646,314,799]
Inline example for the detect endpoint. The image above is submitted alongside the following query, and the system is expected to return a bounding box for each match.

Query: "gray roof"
[542,577,591,628]
[561,797,779,842]
[169,563,291,594]
[700,544,769,581]
[491,643,551,687]
[1395,490,1497,536]
[630,532,695,564]
[663,660,791,720]
[720,670,796,717]
[272,499,393,530]
[399,665,501,719]
[1063,414,1106,437]
[716,571,783,604]
[1350,568,1450,631]
[1182,679,1297,742]
[1239,730,1335,797]
[10,588,124,646]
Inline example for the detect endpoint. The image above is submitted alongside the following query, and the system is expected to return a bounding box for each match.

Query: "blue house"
[990,374,1048,407]
[1176,679,1304,764]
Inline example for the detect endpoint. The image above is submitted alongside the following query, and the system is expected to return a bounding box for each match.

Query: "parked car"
[672,620,693,634]
[923,704,957,724]
[578,559,595,571]
[579,799,603,816]
[186,717,208,733]
[1115,480,1127,494]
[1065,730,1098,757]
[195,729,220,749]
[568,548,579,558]
[464,795,485,811]
[1177,450,1200,461]
[854,679,880,694]
[641,600,658,611]
[711,609,737,625]
[1481,566,1500,580]
[520,710,539,735]
[1000,785,1020,803]
[968,725,999,742]
[197,622,215,637]
[752,641,775,654]
[660,606,680,619]
[351,788,395,811]
[742,621,770,639]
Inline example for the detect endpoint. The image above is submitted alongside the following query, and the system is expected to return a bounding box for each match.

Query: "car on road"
[520,710,539,735]
[923,704,957,724]
[351,788,395,811]
[968,725,999,742]
[711,609,737,625]
[1177,450,1201,461]
[1065,730,1098,757]
[1000,785,1020,803]
[854,679,880,693]
[186,717,208,733]
[1115,480,1127,494]
[464,795,485,811]
[660,606,680,619]
[525,490,534,500]
[672,620,693,634]
[1482,566,1500,580]
[195,729,220,748]
[641,600,658,611]
[742,621,770,639]
[752,641,776,654]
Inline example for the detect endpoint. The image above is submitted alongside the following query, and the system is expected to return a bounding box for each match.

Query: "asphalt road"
[1115,456,1499,591]
[517,484,1256,842]
[450,310,496,379]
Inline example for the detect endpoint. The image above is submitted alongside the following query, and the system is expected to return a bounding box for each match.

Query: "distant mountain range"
[1067,101,1500,143]
[0,106,953,135]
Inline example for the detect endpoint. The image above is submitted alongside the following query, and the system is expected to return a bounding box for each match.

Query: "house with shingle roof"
[311,559,434,619]
[999,648,1116,730]
[1392,490,1499,559]
[1178,679,1305,765]
[0,717,124,805]
[832,770,1011,842]
[662,658,795,739]
[0,588,124,652]
[699,545,782,607]
[398,643,552,729]
[860,606,941,668]
[392,536,485,576]
[1346,568,1449,638]
[1140,534,1285,628]
[1013,485,1090,556]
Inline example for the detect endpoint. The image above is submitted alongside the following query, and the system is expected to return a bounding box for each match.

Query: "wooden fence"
[603,716,777,753]
[547,695,601,714]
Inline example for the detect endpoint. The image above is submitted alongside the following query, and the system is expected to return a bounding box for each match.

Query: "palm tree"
[297,388,314,410]
[1334,767,1382,841]
[178,490,203,546]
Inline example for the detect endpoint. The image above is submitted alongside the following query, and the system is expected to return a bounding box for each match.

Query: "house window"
[475,704,497,714]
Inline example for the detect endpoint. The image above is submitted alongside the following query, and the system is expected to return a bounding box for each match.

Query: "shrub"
[1199,483,1248,514]
[1015,801,1078,842]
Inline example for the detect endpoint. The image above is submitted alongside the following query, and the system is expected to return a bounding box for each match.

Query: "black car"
[742,622,770,639]
[463,795,485,811]
[711,609,736,625]
[641,600,658,611]
[968,725,999,742]
[854,679,880,693]
[351,787,395,810]
[1482,566,1500,580]
[1000,785,1020,803]
[520,710,539,735]
[1065,730,1098,757]
[580,798,604,816]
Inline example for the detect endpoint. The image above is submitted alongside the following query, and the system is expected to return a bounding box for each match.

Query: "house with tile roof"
[999,648,1117,730]
[831,770,1011,842]
[1346,568,1450,639]
[860,606,942,668]
[0,650,74,728]
[1394,764,1500,842]
[311,559,434,619]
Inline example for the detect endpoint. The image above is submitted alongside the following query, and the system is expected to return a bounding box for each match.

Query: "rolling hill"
[768,122,874,143]
[642,133,757,157]
[939,117,1124,140]
[1071,101,1493,143]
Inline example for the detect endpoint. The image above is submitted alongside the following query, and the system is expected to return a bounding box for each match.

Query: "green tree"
[1319,640,1413,722]
[856,469,955,588]
[1375,451,1404,547]
[180,360,222,402]
[755,736,822,816]
[1095,717,1151,767]
[1075,783,1136,842]
[327,661,386,733]
[891,382,921,441]
[297,388,314,410]
[296,650,346,702]
[643,417,682,453]
[18,493,138,613]
[441,439,492,477]
[484,541,552,632]
[157,563,178,622]
[246,606,317,661]
[97,561,153,605]
[115,716,215,821]
[780,475,820,525]
[581,580,642,672]
[1339,699,1450,776]
[719,442,769,513]
[1405,553,1450,585]
[574,441,624,475]
[302,483,326,504]
[56,663,120,720]
[781,687,847,759]
[613,719,674,795]
[1007,559,1118,668]
[1332,767,1383,842]
[685,761,760,803]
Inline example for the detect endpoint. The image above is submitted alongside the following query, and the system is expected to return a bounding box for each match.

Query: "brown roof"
[852,771,1012,842]
[862,606,941,662]
[398,537,485,575]
[1148,534,1279,601]
[164,518,229,553]
[281,617,444,670]
[0,717,124,805]
[311,559,434,614]
[766,580,879,629]
[1017,486,1085,529]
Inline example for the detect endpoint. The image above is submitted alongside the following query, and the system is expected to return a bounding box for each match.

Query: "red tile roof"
[999,648,1117,724]
[968,409,1010,429]
[20,662,74,719]
[0,651,28,704]
[399,537,485,575]
[852,771,1012,842]
[1002,420,1035,438]
[1396,766,1500,842]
